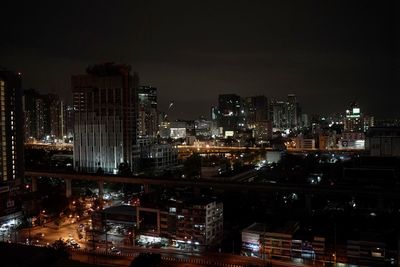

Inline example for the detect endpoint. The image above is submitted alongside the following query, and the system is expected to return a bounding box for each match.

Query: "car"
[71,243,80,249]
[109,246,121,255]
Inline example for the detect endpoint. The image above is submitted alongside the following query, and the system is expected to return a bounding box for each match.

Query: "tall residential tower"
[0,70,24,220]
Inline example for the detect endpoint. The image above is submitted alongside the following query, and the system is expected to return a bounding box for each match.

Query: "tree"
[50,239,70,259]
[75,200,85,218]
[183,153,201,178]
[118,162,133,177]
[129,253,161,267]
[42,194,69,215]
[96,167,104,175]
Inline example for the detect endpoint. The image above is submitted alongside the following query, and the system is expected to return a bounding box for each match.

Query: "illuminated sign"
[353,108,360,114]
[225,131,234,137]
[170,128,186,139]
[346,114,360,118]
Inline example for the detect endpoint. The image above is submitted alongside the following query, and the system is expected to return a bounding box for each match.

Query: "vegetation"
[183,153,201,178]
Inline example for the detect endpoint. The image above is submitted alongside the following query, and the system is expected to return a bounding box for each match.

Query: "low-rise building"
[93,196,223,251]
[242,222,300,259]
[138,138,178,175]
[365,127,400,157]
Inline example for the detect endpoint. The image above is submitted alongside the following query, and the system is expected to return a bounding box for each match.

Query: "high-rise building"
[243,96,269,124]
[271,95,302,131]
[243,96,271,142]
[344,102,363,132]
[72,63,139,174]
[287,94,301,129]
[0,70,24,221]
[23,90,64,141]
[137,86,158,138]
[47,93,63,139]
[217,94,242,133]
[23,89,40,141]
[63,105,74,139]
[272,100,288,130]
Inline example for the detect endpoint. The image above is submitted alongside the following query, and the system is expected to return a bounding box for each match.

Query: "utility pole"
[28,217,32,243]
[105,212,109,253]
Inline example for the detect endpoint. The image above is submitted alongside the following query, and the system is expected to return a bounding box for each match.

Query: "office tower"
[47,93,63,139]
[211,106,219,121]
[272,100,288,129]
[72,63,139,174]
[243,95,269,124]
[137,86,158,138]
[243,96,271,141]
[301,114,309,128]
[217,94,242,133]
[64,105,74,139]
[344,102,363,132]
[0,70,24,220]
[287,94,301,129]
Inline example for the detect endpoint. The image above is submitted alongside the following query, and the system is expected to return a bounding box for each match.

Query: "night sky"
[1,1,399,119]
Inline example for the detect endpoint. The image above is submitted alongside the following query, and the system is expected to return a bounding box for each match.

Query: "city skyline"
[2,2,400,267]
[1,1,399,119]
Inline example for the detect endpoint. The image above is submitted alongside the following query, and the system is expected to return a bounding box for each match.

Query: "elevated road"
[178,145,364,154]
[25,170,400,199]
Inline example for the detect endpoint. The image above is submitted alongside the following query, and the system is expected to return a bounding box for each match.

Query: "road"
[26,170,400,199]
[18,218,89,247]
[17,221,323,267]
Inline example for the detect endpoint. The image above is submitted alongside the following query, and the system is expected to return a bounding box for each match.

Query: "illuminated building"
[72,63,139,174]
[195,119,218,138]
[271,95,302,131]
[0,70,24,221]
[138,138,178,174]
[287,94,301,129]
[344,102,363,132]
[242,222,301,259]
[137,86,158,138]
[93,197,223,250]
[271,100,288,130]
[64,105,74,139]
[47,94,64,139]
[164,120,196,140]
[243,96,271,142]
[341,102,366,148]
[173,198,223,249]
[23,90,65,141]
[217,94,242,133]
[23,89,40,141]
[243,96,269,124]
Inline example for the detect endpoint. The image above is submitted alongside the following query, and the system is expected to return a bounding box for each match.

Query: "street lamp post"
[28,217,32,243]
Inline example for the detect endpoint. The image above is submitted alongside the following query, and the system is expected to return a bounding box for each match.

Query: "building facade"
[137,86,158,138]
[153,198,224,250]
[138,138,178,175]
[0,70,24,221]
[365,127,400,157]
[23,90,64,141]
[344,102,363,132]
[93,197,223,250]
[72,63,139,174]
[217,94,243,133]
[287,94,301,129]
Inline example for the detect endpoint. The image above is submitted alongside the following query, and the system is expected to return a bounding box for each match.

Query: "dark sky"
[1,0,399,119]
